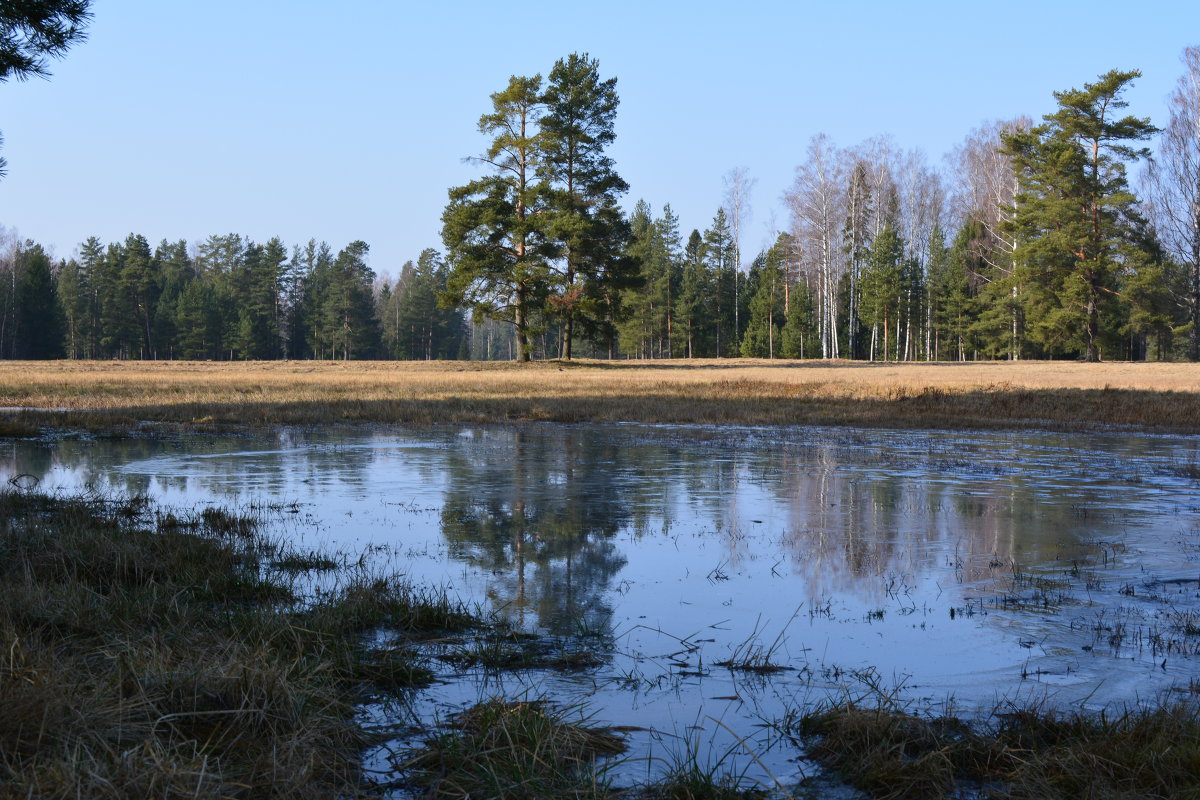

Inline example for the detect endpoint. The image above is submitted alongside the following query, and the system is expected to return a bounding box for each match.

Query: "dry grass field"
[1,358,1199,432]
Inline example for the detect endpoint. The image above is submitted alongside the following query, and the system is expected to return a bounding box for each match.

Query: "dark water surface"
[5,423,1200,787]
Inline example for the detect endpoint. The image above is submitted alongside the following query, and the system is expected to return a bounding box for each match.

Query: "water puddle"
[4,423,1200,789]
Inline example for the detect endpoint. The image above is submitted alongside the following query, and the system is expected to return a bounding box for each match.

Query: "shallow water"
[5,423,1200,789]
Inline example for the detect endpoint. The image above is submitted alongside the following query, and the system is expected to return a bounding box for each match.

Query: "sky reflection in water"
[5,423,1200,784]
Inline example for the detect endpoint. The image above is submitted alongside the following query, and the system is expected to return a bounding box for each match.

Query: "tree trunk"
[514,287,530,363]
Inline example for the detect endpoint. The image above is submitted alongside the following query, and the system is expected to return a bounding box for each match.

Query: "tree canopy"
[1,0,92,176]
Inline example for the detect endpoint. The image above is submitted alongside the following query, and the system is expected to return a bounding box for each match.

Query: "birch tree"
[1143,46,1200,360]
[951,119,1030,358]
[723,166,756,344]
[787,135,846,358]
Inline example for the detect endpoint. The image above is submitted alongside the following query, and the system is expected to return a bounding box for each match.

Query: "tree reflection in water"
[440,427,628,635]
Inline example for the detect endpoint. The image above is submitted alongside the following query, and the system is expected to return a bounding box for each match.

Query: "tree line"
[439,52,1199,363]
[0,231,465,360]
[4,49,1200,362]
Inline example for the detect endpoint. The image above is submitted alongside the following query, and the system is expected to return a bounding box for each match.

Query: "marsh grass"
[794,698,1200,800]
[637,728,772,800]
[0,488,482,799]
[403,699,626,800]
[437,628,608,672]
[714,613,797,674]
[3,359,1200,432]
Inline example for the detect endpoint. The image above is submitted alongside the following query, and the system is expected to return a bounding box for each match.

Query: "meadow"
[1,358,1199,432]
[6,359,1200,798]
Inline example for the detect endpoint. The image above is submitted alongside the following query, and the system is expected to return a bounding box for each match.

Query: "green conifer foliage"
[442,75,553,362]
[1002,69,1157,361]
[14,243,64,358]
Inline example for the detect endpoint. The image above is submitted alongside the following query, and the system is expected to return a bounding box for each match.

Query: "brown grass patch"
[1,359,1199,432]
[797,700,1200,800]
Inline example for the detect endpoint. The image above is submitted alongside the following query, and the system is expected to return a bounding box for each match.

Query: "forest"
[2,49,1198,363]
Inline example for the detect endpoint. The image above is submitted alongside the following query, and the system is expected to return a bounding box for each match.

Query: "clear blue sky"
[0,0,1195,278]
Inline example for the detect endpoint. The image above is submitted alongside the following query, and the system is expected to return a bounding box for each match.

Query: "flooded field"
[4,423,1200,791]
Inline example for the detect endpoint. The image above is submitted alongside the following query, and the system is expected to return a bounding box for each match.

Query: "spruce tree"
[676,230,707,358]
[321,241,379,360]
[860,224,905,360]
[781,279,816,359]
[14,243,63,358]
[927,225,973,360]
[741,236,788,358]
[56,257,87,358]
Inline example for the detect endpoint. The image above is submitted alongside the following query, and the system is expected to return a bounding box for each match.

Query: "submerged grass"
[437,628,608,672]
[794,698,1200,800]
[2,359,1200,432]
[0,488,482,799]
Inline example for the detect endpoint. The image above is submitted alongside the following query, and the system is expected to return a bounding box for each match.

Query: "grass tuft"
[793,698,1200,800]
[403,699,626,799]
[0,488,470,798]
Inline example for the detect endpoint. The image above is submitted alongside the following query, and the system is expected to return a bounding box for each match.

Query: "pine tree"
[442,75,554,363]
[540,53,634,359]
[702,209,735,356]
[0,1,92,177]
[1002,69,1157,361]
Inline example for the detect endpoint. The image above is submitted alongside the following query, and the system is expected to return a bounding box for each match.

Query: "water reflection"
[2,423,1199,707]
[440,428,627,634]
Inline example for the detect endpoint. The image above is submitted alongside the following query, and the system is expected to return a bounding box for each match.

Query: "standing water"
[4,423,1200,787]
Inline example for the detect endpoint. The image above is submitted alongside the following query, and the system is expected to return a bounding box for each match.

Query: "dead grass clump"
[0,488,477,798]
[794,699,1200,800]
[306,575,480,636]
[403,699,626,800]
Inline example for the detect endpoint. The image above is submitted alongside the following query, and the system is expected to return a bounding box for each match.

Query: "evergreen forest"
[4,49,1200,363]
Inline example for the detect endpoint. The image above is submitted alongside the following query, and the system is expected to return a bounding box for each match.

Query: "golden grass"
[1,358,1199,431]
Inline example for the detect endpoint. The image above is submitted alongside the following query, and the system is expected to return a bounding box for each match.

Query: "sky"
[0,0,1196,279]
